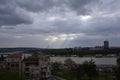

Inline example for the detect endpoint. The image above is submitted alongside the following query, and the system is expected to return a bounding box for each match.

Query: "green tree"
[81,74,89,80]
[115,58,120,80]
[64,58,76,65]
[75,60,98,80]
[106,73,113,80]
[82,60,98,77]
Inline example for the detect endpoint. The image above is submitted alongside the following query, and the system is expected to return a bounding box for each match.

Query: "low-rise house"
[95,54,103,57]
[96,65,116,72]
[106,54,116,57]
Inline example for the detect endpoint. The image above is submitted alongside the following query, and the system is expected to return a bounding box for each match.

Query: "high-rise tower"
[104,40,109,49]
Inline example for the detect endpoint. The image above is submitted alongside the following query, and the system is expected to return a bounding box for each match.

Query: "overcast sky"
[0,0,120,48]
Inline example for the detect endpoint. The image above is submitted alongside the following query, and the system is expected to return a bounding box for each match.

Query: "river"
[51,57,117,66]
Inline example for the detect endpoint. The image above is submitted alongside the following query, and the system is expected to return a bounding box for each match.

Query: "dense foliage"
[31,48,120,56]
[0,72,25,80]
[52,60,99,80]
[115,58,120,80]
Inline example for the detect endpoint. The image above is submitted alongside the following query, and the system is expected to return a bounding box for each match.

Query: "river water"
[51,57,117,66]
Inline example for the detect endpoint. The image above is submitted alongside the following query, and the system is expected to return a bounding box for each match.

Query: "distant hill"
[0,47,42,53]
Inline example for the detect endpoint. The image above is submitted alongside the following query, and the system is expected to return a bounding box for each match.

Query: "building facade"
[104,40,109,49]
[22,54,51,80]
[6,53,22,75]
[6,53,51,80]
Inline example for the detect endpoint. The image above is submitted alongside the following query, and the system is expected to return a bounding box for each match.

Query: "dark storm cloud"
[17,0,99,15]
[0,0,32,26]
[0,0,120,48]
[0,0,100,26]
[16,0,55,12]
[68,0,100,15]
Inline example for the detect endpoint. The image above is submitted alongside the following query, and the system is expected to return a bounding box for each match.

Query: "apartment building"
[6,53,23,75]
[22,54,51,80]
[6,52,51,80]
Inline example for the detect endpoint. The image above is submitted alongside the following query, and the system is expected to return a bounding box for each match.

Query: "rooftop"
[7,53,22,58]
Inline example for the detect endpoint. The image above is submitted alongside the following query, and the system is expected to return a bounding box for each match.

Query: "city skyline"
[0,0,120,48]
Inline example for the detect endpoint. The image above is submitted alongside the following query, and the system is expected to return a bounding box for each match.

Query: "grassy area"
[52,68,111,80]
[52,69,77,80]
[0,72,25,80]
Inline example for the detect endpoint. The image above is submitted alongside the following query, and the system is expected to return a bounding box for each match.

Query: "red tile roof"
[7,54,22,58]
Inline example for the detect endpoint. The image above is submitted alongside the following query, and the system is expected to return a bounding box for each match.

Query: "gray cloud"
[0,0,120,48]
[16,0,100,15]
[0,0,32,26]
[67,0,100,15]
[17,0,55,12]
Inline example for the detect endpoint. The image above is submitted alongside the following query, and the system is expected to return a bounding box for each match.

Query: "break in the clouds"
[0,0,120,48]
